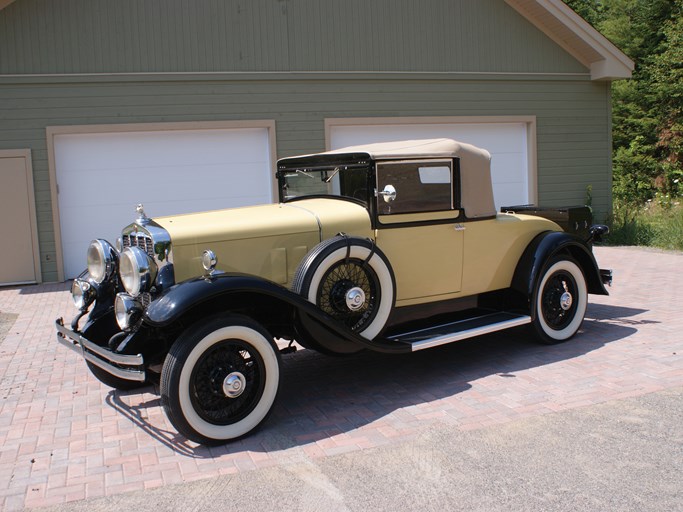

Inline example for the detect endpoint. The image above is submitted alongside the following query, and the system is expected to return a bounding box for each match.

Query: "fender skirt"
[512,231,610,299]
[143,273,409,354]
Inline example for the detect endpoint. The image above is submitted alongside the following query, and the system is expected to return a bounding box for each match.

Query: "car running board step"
[389,312,532,351]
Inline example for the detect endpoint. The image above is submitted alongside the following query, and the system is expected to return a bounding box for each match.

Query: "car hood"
[155,199,371,246]
[155,202,319,246]
[153,198,372,283]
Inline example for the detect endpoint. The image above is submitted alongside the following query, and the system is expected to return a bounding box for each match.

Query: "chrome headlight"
[115,293,143,331]
[71,278,96,310]
[119,246,157,297]
[87,239,117,284]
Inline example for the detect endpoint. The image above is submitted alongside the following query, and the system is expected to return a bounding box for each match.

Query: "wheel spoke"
[189,339,266,425]
[542,272,577,330]
[317,258,380,331]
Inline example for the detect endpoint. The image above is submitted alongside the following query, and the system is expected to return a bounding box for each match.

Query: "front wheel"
[531,256,587,344]
[161,315,281,444]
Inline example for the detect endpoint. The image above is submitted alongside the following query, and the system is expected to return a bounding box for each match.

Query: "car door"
[373,159,464,306]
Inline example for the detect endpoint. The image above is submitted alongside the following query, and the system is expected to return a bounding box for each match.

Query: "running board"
[389,312,532,351]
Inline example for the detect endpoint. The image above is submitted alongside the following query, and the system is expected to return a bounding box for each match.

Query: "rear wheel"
[161,315,281,444]
[532,256,587,344]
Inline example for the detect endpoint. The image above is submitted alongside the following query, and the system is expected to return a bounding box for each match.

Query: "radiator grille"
[122,233,154,259]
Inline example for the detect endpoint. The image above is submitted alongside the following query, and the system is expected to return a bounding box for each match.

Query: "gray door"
[0,152,39,285]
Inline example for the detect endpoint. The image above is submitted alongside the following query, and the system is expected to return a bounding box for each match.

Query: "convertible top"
[278,138,496,219]
[320,138,489,160]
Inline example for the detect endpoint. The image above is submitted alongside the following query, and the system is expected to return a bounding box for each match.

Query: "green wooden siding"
[0,0,613,282]
[0,0,586,75]
[0,76,610,282]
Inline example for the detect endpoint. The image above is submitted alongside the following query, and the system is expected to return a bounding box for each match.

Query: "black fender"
[80,307,119,346]
[78,308,156,358]
[143,273,409,354]
[511,231,609,300]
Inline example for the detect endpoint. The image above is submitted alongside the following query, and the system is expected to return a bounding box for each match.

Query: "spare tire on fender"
[292,235,396,340]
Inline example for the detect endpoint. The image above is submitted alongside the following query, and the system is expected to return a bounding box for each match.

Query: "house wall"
[0,0,611,283]
[0,0,586,74]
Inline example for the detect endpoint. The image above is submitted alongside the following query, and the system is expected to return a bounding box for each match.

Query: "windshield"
[278,165,370,204]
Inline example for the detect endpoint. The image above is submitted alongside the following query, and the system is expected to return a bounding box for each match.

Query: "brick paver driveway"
[1,246,681,510]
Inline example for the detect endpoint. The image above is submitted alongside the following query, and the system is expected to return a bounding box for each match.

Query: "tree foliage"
[563,0,683,207]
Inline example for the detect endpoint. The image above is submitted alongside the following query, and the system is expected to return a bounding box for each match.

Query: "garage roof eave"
[591,59,633,81]
[505,0,634,81]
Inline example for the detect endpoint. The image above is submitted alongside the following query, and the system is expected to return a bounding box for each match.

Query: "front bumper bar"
[55,318,146,382]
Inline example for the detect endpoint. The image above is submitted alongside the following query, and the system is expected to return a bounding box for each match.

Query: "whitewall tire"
[292,237,395,340]
[161,315,281,444]
[532,257,587,344]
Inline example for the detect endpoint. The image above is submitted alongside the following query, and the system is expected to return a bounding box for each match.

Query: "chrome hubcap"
[222,372,247,398]
[345,287,366,311]
[560,291,573,311]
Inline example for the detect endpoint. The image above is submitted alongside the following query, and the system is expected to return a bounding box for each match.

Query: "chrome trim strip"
[55,319,146,382]
[405,315,532,352]
[81,351,145,382]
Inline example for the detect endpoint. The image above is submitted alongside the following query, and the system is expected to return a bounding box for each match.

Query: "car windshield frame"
[276,160,373,206]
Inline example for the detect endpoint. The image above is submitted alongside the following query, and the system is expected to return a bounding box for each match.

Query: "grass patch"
[608,201,683,251]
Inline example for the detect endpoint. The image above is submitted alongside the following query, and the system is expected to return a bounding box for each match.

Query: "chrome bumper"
[55,318,146,382]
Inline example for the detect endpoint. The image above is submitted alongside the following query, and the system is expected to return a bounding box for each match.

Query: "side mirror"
[379,184,397,203]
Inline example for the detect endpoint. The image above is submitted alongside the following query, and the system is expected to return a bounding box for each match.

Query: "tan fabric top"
[283,138,496,219]
[322,138,486,161]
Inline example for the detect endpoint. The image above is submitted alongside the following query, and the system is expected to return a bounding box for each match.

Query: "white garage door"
[54,127,273,279]
[330,122,530,210]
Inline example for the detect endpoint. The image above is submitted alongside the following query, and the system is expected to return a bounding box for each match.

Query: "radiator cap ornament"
[135,203,150,225]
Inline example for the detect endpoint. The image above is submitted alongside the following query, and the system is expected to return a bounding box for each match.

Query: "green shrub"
[608,199,683,250]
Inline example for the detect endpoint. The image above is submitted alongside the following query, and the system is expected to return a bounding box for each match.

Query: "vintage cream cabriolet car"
[56,138,611,444]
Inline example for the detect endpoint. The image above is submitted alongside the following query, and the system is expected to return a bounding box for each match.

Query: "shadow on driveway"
[106,303,645,458]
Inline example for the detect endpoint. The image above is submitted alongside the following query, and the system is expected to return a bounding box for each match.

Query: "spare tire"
[292,236,395,340]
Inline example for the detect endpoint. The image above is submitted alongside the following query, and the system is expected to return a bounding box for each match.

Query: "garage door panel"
[492,156,527,181]
[492,183,528,208]
[57,129,267,170]
[60,164,270,209]
[442,125,524,153]
[55,127,272,279]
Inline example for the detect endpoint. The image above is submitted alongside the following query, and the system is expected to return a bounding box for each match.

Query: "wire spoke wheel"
[317,258,381,331]
[541,271,579,331]
[161,315,281,444]
[189,339,265,425]
[292,236,395,341]
[532,257,587,344]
